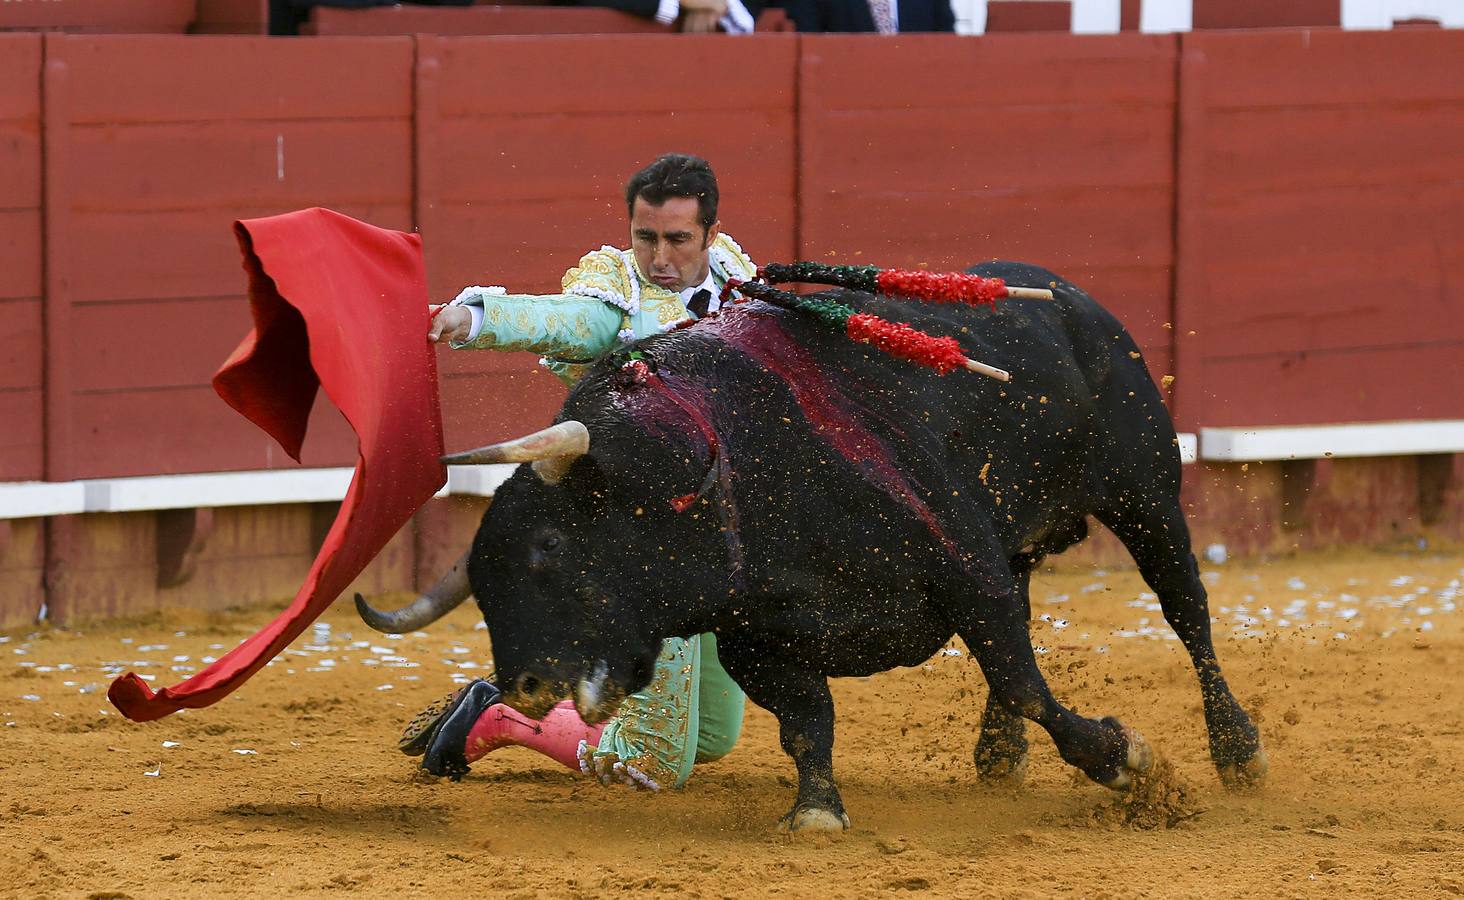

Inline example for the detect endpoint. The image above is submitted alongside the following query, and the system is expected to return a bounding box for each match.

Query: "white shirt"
[681,269,721,317]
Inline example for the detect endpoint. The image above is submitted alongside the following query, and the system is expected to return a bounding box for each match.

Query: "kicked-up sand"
[2,544,1462,898]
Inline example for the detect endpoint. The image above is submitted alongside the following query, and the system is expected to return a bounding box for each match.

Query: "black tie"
[687,288,712,319]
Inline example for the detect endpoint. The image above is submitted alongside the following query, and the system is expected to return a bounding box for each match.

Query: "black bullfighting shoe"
[418,679,502,781]
[398,683,468,756]
[398,678,501,762]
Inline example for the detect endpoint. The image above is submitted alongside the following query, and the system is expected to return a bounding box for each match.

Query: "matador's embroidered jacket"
[448,233,757,384]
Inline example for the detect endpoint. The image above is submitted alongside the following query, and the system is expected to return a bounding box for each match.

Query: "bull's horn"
[441,420,589,485]
[354,547,473,634]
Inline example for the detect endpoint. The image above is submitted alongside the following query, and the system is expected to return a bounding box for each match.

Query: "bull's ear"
[559,454,610,521]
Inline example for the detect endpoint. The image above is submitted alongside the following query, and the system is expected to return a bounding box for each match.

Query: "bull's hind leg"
[1096,501,1267,788]
[952,570,1153,791]
[973,554,1037,785]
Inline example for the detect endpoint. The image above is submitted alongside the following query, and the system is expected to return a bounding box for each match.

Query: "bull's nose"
[513,672,541,697]
[504,671,563,719]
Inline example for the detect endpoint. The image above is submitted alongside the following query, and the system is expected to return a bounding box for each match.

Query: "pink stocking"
[463,700,605,772]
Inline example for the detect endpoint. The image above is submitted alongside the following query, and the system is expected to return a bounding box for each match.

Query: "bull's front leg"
[721,649,847,833]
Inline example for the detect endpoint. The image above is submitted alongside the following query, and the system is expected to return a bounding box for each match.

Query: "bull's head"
[356,419,701,724]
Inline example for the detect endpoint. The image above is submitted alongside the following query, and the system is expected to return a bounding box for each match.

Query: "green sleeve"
[448,289,624,360]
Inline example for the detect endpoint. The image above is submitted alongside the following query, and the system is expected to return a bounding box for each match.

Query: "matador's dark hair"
[625,153,719,232]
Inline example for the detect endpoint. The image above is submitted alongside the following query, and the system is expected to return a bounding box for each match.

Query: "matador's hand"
[577,741,661,792]
[681,9,721,31]
[428,304,473,344]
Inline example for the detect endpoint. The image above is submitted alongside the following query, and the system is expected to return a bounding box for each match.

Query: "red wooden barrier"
[419,34,799,452]
[307,3,792,35]
[191,0,270,34]
[798,33,1180,383]
[1172,28,1464,428]
[41,36,416,479]
[310,4,674,35]
[0,35,43,482]
[2,29,1462,473]
[985,1,1072,33]
[0,0,195,33]
[1192,0,1339,30]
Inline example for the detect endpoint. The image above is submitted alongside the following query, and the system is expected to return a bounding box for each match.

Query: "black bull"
[363,261,1266,831]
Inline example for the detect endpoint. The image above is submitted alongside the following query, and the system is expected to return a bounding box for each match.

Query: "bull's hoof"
[974,729,1029,787]
[779,805,851,835]
[1217,745,1269,791]
[975,750,1029,788]
[1100,725,1155,792]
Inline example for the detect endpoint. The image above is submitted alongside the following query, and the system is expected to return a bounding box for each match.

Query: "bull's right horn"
[354,547,473,634]
[441,420,589,485]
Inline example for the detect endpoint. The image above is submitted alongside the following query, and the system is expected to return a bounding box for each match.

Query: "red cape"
[108,208,446,721]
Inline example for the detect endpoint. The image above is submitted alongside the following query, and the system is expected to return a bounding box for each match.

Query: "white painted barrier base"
[0,464,517,521]
[5,422,1460,520]
[1200,420,1464,462]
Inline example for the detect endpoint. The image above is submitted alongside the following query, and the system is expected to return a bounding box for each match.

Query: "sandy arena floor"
[3,544,1463,898]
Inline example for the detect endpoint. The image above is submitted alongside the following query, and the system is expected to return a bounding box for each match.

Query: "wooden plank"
[65,388,359,479]
[1198,343,1464,427]
[67,120,413,212]
[309,3,793,35]
[1192,0,1339,29]
[0,34,41,119]
[440,369,567,452]
[37,37,418,479]
[985,1,1073,32]
[1199,106,1464,200]
[436,34,798,117]
[799,33,1176,111]
[0,519,43,630]
[310,5,674,36]
[0,212,42,302]
[66,204,412,305]
[0,299,42,391]
[1187,28,1464,109]
[0,35,42,477]
[1170,32,1207,431]
[1120,0,1140,30]
[0,0,194,33]
[1194,190,1462,354]
[800,32,1179,412]
[789,105,1171,193]
[57,36,413,124]
[0,390,43,481]
[0,40,42,215]
[1177,29,1464,426]
[41,508,399,624]
[44,33,76,481]
[69,298,251,393]
[191,0,269,35]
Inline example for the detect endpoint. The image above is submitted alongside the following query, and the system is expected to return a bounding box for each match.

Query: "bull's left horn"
[354,547,473,634]
[441,420,589,485]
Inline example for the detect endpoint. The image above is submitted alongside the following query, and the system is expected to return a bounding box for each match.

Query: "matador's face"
[629,196,720,295]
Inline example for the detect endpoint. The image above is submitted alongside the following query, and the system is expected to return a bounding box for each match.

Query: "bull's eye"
[542,535,562,554]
